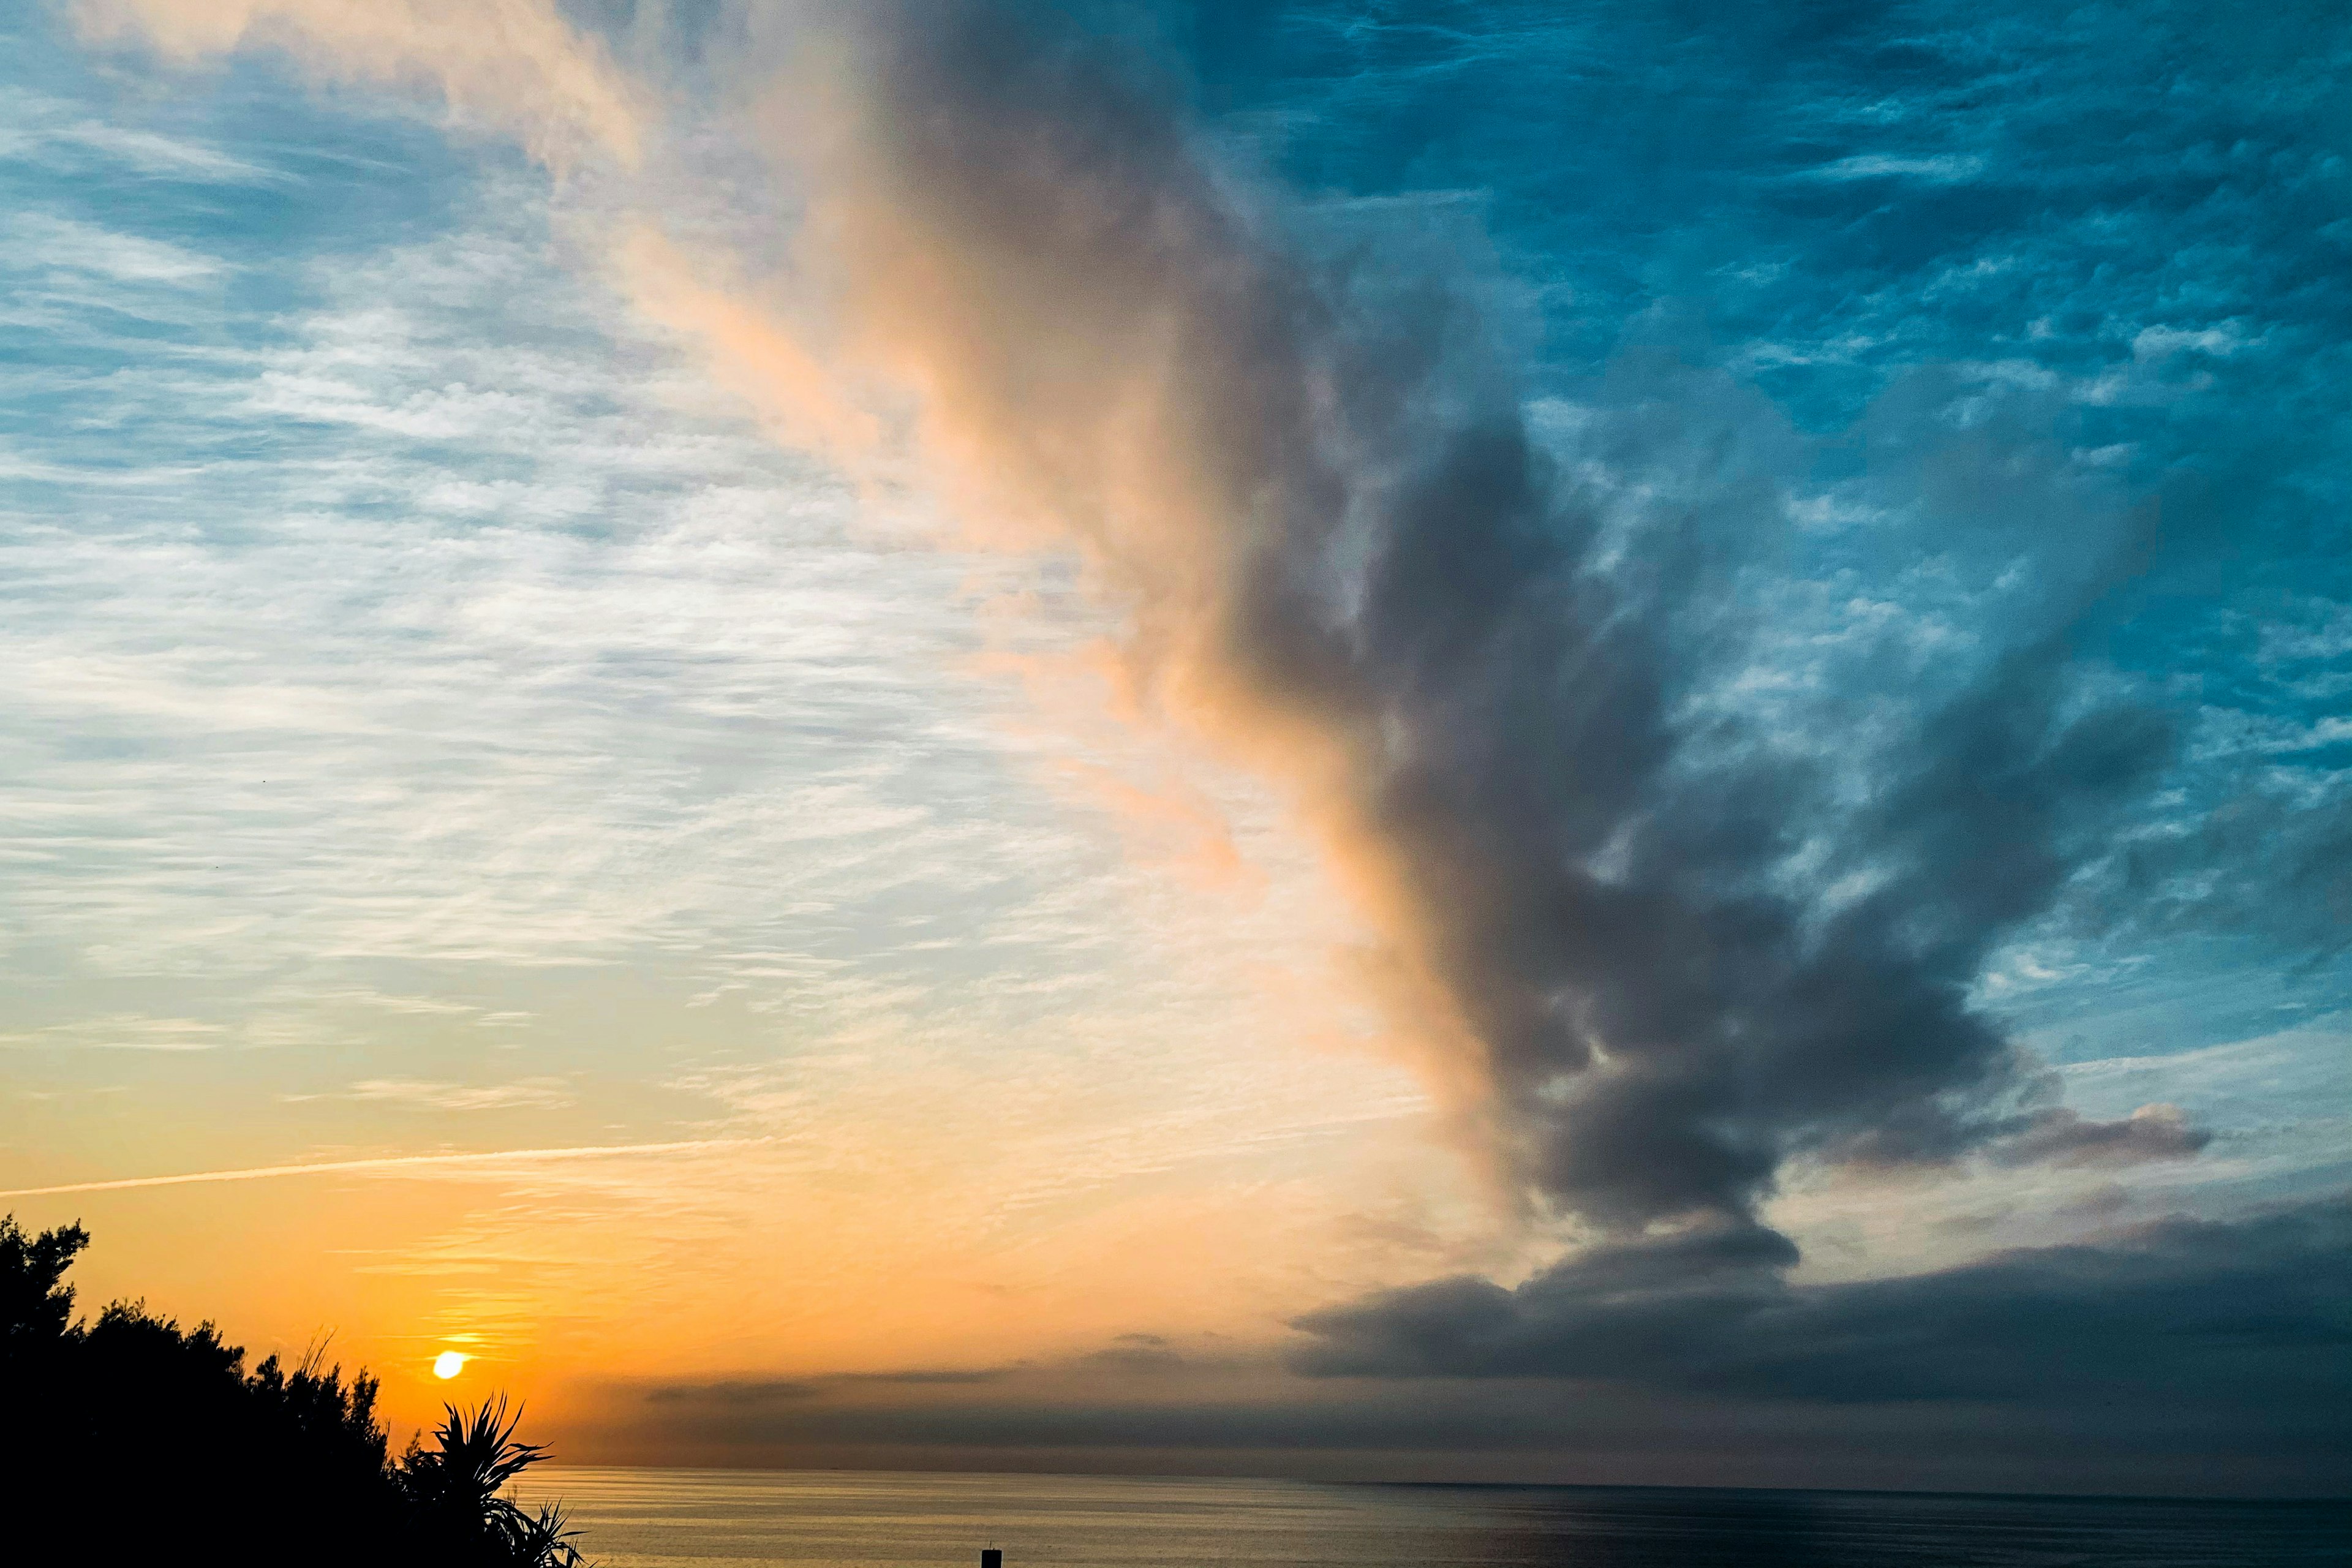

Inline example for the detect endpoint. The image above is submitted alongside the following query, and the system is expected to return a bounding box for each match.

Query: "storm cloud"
[707,0,2196,1235]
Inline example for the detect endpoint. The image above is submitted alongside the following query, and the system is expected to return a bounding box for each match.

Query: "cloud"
[0,91,287,183]
[288,1076,575,1111]
[646,1378,820,1405]
[1291,1200,2352,1407]
[589,1199,2351,1493]
[8,211,224,284]
[71,0,645,170]
[2098,788,2352,957]
[669,1,2200,1237]
[0,1137,765,1197]
[1800,153,1988,183]
[81,0,2261,1244]
[650,1368,1014,1406]
[50,119,285,183]
[55,0,2337,1265]
[1985,1102,2211,1167]
[2,1014,228,1052]
[1275,1197,2352,1489]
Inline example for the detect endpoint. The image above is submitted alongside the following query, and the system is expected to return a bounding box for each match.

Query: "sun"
[432,1351,468,1380]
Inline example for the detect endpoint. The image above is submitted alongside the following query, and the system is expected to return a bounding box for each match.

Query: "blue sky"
[1205,0,2352,1048]
[1,0,2345,1490]
[1207,0,2352,1172]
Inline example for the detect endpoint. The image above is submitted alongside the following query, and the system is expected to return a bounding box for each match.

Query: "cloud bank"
[606,1197,2348,1493]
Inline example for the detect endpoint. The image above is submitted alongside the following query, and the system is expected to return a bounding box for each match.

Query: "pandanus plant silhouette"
[402,1395,586,1567]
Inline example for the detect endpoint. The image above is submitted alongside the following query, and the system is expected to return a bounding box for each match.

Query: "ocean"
[519,1467,2349,1568]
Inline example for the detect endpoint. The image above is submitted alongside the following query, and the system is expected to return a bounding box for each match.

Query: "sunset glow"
[2,0,2343,1504]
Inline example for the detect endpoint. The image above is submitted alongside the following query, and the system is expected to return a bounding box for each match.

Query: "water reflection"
[521,1467,2350,1568]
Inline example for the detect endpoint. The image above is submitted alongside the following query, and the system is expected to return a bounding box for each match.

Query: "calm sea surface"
[519,1467,2349,1568]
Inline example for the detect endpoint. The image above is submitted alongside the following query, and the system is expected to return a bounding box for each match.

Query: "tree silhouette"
[0,1214,586,1567]
[0,1213,85,1354]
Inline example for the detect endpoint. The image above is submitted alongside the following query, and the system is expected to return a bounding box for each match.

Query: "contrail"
[0,1139,761,1199]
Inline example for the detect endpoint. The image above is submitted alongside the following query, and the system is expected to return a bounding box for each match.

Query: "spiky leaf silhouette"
[402,1396,586,1566]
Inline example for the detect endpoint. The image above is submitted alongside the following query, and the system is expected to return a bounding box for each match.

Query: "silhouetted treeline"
[1,1215,586,1566]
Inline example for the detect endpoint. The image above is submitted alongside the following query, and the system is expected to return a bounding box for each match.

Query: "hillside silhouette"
[1,1214,586,1566]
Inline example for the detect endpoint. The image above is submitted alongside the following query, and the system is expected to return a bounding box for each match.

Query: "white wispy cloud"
[8,210,224,284]
[1799,152,1988,183]
[1,1014,229,1052]
[0,158,1382,1272]
[285,1076,576,1110]
[0,84,288,184]
[0,1138,763,1197]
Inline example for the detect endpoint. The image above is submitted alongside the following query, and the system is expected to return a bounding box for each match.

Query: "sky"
[1,0,2346,1497]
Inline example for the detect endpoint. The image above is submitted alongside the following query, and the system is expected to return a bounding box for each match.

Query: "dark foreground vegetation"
[1,1215,587,1566]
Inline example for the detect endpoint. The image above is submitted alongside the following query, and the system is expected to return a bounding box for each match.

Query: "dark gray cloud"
[769,0,2196,1235]
[600,1200,2350,1494]
[1986,1102,2211,1167]
[644,1368,1011,1404]
[1292,1204,2351,1408]
[2100,788,2352,960]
